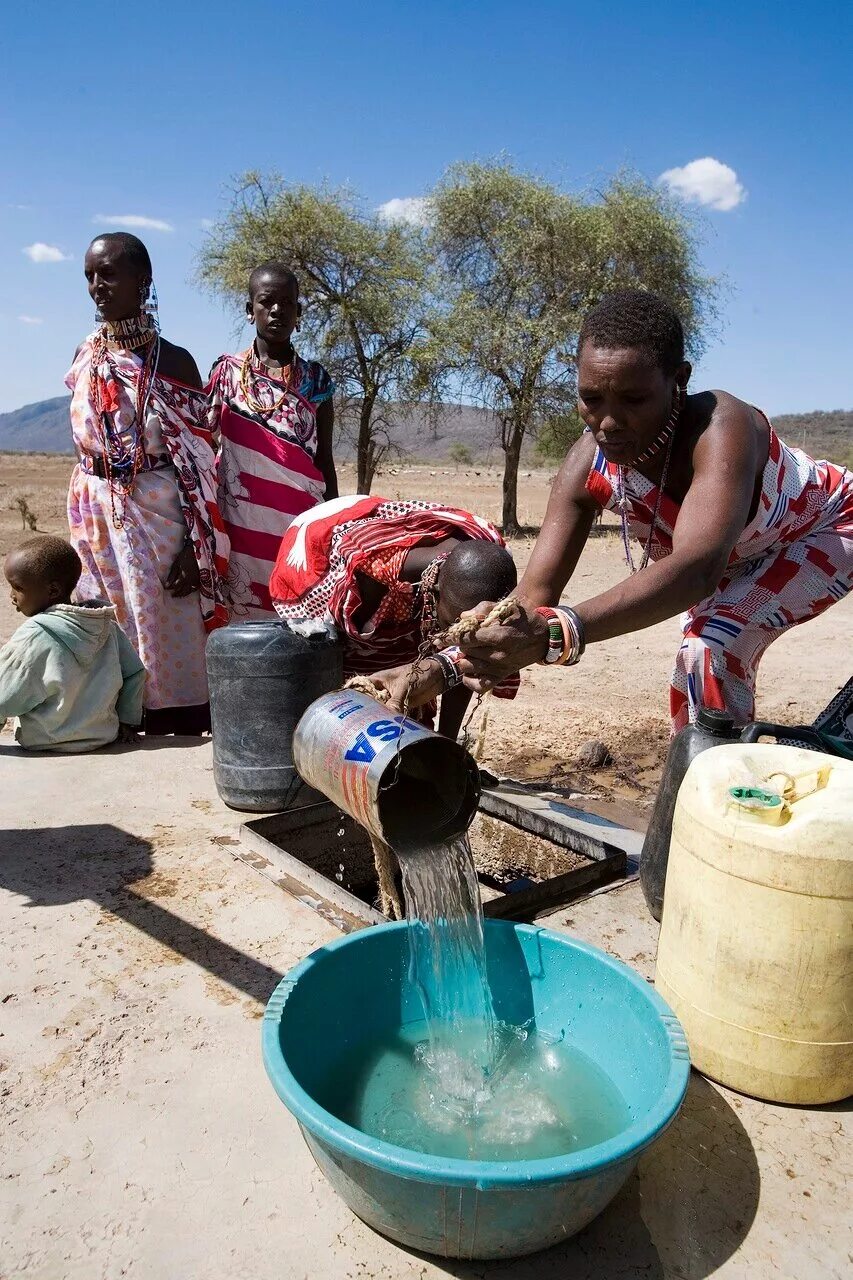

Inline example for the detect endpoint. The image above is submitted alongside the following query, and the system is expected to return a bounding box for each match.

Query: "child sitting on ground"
[0,535,144,752]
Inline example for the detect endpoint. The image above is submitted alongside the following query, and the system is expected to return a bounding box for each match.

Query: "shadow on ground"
[408,1072,760,1280]
[0,736,210,759]
[0,822,282,1005]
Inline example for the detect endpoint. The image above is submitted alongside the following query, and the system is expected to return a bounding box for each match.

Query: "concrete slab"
[1,739,850,1279]
[481,782,646,864]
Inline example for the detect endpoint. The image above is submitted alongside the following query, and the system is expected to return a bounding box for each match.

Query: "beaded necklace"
[239,342,295,416]
[89,320,160,529]
[102,313,156,351]
[416,551,451,639]
[615,413,679,574]
[634,400,679,465]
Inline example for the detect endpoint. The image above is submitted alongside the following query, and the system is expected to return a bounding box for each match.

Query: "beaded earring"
[146,281,161,334]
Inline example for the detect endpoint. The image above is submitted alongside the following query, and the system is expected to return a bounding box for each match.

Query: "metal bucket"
[292,690,481,852]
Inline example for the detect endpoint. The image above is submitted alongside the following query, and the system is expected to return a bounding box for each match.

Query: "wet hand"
[362,659,445,713]
[166,544,200,597]
[455,600,549,692]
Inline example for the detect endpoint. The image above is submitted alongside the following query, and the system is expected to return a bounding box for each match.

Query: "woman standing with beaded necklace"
[207,262,338,618]
[66,233,229,735]
[367,289,853,733]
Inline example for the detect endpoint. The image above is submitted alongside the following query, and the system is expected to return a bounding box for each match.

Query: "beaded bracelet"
[536,606,584,666]
[535,604,560,665]
[535,607,569,665]
[433,646,464,689]
[556,605,586,662]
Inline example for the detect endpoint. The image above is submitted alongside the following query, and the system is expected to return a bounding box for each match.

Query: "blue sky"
[1,0,851,416]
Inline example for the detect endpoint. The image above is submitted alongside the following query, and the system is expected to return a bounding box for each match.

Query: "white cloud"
[18,314,43,325]
[23,242,71,263]
[658,157,746,211]
[200,218,215,230]
[93,214,174,232]
[377,196,429,226]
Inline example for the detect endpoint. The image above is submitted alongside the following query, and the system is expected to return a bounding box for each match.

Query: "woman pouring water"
[368,289,853,729]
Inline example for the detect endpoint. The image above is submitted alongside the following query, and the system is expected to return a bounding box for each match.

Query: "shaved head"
[437,541,517,625]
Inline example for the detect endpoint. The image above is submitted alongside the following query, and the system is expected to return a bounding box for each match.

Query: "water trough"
[236,782,639,931]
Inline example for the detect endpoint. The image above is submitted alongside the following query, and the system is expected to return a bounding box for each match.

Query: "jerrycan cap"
[728,785,784,809]
[696,707,736,736]
[727,784,787,825]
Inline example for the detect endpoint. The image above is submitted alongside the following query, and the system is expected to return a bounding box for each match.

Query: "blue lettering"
[344,732,376,764]
[367,719,404,743]
[392,714,422,734]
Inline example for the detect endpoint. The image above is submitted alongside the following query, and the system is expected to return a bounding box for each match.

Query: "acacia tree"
[198,173,433,492]
[427,163,717,533]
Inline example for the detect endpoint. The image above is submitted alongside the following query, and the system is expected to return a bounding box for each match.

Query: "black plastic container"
[640,707,739,921]
[206,622,344,812]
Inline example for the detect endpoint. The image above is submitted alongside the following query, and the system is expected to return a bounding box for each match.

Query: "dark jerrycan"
[206,622,344,812]
[640,707,739,921]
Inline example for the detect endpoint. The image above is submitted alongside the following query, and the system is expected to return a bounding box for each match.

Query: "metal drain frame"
[236,785,634,932]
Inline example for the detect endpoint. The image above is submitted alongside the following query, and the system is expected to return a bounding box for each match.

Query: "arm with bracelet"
[535,605,585,667]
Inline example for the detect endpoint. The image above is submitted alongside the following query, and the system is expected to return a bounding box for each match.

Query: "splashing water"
[334,1018,630,1161]
[327,834,630,1158]
[333,833,631,1160]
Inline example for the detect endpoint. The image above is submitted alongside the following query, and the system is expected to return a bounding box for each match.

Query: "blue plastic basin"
[263,920,690,1260]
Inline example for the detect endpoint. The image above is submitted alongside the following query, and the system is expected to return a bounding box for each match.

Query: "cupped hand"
[166,544,200,597]
[455,599,550,692]
[360,659,445,713]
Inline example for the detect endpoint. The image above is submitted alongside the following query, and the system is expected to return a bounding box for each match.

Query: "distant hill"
[0,395,508,462]
[0,397,74,454]
[1,395,850,467]
[335,402,509,464]
[772,411,852,468]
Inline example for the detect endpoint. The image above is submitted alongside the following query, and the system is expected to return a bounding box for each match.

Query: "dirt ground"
[2,454,851,1280]
[2,452,851,811]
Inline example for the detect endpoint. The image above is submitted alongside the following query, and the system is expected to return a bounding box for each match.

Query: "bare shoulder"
[157,338,203,390]
[690,389,758,432]
[572,426,598,460]
[689,390,767,473]
[688,389,765,449]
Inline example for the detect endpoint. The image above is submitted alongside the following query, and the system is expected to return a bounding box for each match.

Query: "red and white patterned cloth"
[269,495,518,698]
[586,414,853,731]
[207,351,333,618]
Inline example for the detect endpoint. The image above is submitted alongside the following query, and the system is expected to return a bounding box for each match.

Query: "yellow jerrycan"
[655,743,853,1104]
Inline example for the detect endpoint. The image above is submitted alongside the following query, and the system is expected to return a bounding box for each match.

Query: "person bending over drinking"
[268,494,518,739]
